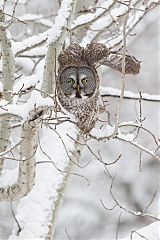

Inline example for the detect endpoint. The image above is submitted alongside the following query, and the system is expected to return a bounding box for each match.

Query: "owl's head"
[57,43,101,99]
[58,66,98,99]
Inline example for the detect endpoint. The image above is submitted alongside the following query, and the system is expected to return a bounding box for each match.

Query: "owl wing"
[99,53,141,75]
[84,42,140,75]
[58,44,84,68]
[84,42,110,66]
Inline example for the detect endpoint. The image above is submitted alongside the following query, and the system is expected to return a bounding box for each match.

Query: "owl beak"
[77,84,80,92]
[76,84,82,98]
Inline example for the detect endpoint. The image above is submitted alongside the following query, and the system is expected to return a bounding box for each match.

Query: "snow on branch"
[13,32,48,57]
[12,0,75,58]
[100,87,160,102]
[0,91,53,119]
[0,87,53,202]
[0,118,39,201]
[81,0,159,48]
[80,0,139,46]
[107,0,160,48]
[47,0,75,45]
[72,0,116,30]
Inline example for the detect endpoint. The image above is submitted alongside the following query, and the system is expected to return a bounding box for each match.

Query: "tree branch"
[100,87,160,102]
[0,10,15,174]
[0,116,39,201]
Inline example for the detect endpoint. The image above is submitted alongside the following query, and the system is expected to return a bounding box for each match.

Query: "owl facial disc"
[59,66,96,99]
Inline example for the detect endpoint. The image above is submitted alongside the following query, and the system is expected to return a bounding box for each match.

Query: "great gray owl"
[56,43,140,133]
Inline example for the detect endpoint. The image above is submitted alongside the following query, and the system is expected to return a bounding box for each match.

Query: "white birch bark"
[0,115,39,201]
[0,10,15,175]
[0,9,39,201]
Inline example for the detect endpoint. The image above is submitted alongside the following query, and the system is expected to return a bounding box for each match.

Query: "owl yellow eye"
[68,78,75,84]
[81,78,88,84]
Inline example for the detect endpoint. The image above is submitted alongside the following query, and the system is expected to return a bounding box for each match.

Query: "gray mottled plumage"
[56,43,140,133]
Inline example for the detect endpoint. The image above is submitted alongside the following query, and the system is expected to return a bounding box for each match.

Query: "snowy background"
[0,0,159,239]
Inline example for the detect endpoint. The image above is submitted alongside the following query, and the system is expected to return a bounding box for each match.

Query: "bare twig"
[116,135,160,162]
[10,202,21,235]
[130,230,150,240]
[116,211,122,240]
[110,1,131,139]
[103,178,160,221]
[5,0,19,28]
[65,228,72,240]
[119,123,159,146]
[143,190,158,213]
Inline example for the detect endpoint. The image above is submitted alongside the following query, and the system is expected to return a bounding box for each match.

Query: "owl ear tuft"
[84,42,110,67]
